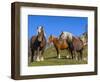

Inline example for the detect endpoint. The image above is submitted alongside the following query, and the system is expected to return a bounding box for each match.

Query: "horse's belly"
[60,45,68,49]
[73,43,83,51]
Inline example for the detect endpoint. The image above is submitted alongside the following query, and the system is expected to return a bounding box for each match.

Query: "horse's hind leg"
[66,48,70,59]
[79,50,83,61]
[70,50,74,59]
[73,51,78,60]
[71,50,74,59]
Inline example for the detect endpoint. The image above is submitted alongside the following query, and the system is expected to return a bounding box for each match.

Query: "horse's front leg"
[70,50,74,59]
[31,50,34,62]
[39,50,44,61]
[40,49,44,61]
[36,48,40,61]
[33,50,37,61]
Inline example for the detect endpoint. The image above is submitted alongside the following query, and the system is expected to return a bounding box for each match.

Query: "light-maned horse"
[30,26,46,62]
[48,35,70,59]
[60,32,84,60]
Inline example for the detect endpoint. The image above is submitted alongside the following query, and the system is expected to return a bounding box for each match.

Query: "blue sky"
[28,15,88,39]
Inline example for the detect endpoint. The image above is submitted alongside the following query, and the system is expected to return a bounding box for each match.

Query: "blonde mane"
[60,32,73,41]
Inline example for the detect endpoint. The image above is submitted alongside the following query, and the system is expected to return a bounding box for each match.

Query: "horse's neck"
[38,32,45,38]
[53,37,64,46]
[52,37,58,44]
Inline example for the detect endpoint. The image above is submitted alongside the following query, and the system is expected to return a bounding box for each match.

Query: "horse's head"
[37,26,45,42]
[48,35,54,43]
[79,36,87,47]
[59,32,65,39]
[37,26,44,34]
[59,32,73,43]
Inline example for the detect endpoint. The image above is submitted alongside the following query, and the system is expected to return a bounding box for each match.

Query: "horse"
[30,26,46,62]
[80,32,88,47]
[48,35,70,59]
[59,32,84,60]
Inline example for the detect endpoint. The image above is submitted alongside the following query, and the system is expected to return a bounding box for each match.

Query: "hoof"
[36,57,40,61]
[83,57,87,61]
[58,54,61,59]
[58,56,61,59]
[66,55,70,59]
[36,59,40,62]
[40,57,44,61]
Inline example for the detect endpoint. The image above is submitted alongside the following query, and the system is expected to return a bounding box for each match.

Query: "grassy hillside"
[28,45,88,66]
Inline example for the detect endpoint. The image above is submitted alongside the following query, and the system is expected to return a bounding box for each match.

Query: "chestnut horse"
[30,26,46,62]
[48,35,71,59]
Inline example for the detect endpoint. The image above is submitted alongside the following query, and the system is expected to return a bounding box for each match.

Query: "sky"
[28,15,88,39]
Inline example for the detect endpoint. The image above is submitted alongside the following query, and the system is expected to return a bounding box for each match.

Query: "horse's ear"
[60,31,63,36]
[61,31,64,34]
[41,26,44,31]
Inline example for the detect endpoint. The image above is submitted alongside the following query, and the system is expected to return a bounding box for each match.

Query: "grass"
[28,46,88,66]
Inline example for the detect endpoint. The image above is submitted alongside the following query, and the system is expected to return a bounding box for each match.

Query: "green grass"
[28,46,88,66]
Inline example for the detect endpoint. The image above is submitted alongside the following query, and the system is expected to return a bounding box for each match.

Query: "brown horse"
[48,35,70,59]
[70,36,84,60]
[30,26,46,62]
[60,32,84,60]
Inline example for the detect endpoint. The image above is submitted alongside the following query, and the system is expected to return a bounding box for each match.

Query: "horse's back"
[73,37,83,51]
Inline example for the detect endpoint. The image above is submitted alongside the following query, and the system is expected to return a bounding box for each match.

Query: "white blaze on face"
[37,26,42,33]
[37,26,46,37]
